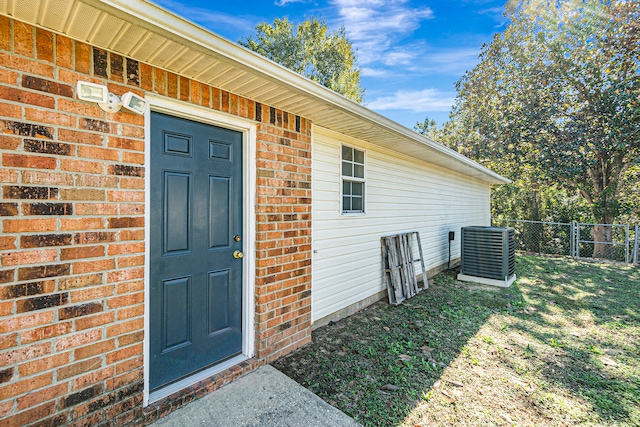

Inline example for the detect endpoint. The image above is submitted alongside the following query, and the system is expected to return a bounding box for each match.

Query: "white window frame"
[340,144,366,215]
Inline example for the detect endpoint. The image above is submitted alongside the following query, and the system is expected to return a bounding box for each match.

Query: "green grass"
[272,255,640,426]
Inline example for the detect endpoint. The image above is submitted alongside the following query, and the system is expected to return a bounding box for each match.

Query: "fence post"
[625,224,630,263]
[570,221,575,258]
[576,222,581,259]
[633,225,640,264]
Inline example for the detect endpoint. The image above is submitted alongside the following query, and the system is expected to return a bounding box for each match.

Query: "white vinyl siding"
[312,127,492,322]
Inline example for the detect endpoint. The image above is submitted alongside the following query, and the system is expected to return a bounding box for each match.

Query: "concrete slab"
[150,365,362,427]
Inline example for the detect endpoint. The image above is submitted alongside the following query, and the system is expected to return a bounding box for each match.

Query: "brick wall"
[0,16,312,426]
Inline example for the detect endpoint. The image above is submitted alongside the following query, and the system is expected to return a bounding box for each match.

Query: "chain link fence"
[493,220,639,264]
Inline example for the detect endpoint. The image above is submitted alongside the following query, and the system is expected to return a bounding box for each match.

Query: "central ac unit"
[457,226,516,287]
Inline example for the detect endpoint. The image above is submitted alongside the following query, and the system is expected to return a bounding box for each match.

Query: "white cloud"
[331,0,434,65]
[361,67,392,77]
[367,89,456,112]
[275,0,307,5]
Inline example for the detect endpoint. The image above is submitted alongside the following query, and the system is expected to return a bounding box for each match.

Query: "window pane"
[354,149,364,163]
[352,196,363,211]
[343,181,351,195]
[342,146,353,161]
[342,196,351,211]
[352,182,363,196]
[342,162,353,177]
[354,164,364,178]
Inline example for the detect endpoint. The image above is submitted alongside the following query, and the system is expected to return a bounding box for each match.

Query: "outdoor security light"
[76,81,147,115]
[121,92,147,115]
[77,81,108,103]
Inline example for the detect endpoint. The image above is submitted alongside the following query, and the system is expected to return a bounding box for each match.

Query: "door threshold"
[148,354,248,405]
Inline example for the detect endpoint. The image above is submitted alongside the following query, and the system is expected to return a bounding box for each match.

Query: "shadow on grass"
[502,255,640,425]
[273,255,640,426]
[273,268,525,426]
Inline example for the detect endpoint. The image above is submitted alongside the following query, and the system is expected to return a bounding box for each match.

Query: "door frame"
[143,95,256,406]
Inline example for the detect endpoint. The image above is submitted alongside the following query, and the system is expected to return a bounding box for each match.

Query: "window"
[341,145,365,213]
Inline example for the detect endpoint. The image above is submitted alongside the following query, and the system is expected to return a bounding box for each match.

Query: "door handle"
[233,250,244,259]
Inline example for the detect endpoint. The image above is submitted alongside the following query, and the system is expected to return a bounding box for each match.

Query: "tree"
[239,17,364,103]
[450,0,640,258]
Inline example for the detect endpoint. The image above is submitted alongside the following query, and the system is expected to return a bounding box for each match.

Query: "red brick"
[22,170,74,186]
[0,86,55,108]
[0,68,18,85]
[74,231,116,245]
[0,236,16,251]
[107,242,144,256]
[118,177,145,190]
[107,190,145,203]
[21,322,73,344]
[58,273,103,290]
[60,245,105,261]
[120,229,144,241]
[1,249,57,266]
[106,344,142,366]
[0,401,56,427]
[25,107,75,127]
[60,188,105,202]
[36,28,54,62]
[69,284,114,302]
[75,203,119,216]
[0,15,10,51]
[106,318,143,338]
[0,335,17,353]
[74,339,115,361]
[56,35,73,69]
[77,145,120,161]
[60,159,104,175]
[107,268,143,283]
[14,21,34,57]
[122,151,145,165]
[116,255,144,269]
[117,304,144,320]
[75,41,91,74]
[0,341,52,367]
[60,217,104,231]
[107,291,143,309]
[16,382,68,411]
[107,136,144,151]
[57,357,102,380]
[72,259,115,275]
[75,311,115,331]
[0,169,18,183]
[2,153,57,169]
[118,331,143,347]
[153,67,166,95]
[58,128,103,145]
[0,101,21,119]
[0,53,54,77]
[18,352,69,377]
[55,329,102,352]
[3,218,57,233]
[167,72,178,98]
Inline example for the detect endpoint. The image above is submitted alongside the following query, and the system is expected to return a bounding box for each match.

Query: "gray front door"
[149,112,243,391]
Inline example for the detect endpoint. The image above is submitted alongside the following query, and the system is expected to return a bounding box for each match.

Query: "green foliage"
[445,0,640,226]
[239,17,364,103]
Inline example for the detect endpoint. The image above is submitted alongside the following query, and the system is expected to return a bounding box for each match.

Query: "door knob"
[233,250,244,259]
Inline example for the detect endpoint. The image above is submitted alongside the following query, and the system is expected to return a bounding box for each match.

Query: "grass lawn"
[273,255,640,426]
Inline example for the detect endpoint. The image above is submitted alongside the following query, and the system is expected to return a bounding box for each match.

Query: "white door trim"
[142,95,256,406]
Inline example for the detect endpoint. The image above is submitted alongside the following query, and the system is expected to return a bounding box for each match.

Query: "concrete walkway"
[151,365,363,427]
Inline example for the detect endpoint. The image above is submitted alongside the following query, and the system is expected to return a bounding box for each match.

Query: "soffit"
[0,0,509,185]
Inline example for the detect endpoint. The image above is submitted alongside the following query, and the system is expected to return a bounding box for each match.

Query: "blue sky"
[152,0,509,129]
